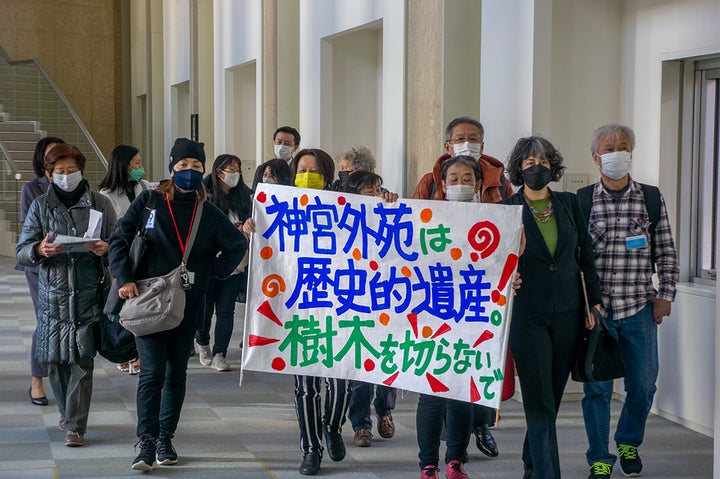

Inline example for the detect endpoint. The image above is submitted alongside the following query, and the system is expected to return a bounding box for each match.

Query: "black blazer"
[503,187,601,315]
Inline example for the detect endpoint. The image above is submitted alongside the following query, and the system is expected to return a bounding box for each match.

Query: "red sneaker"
[420,465,439,479]
[445,460,469,479]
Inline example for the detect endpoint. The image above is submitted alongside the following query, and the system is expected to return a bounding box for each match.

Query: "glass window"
[691,62,720,281]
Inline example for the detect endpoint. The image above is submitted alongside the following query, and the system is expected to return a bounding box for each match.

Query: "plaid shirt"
[587,179,679,320]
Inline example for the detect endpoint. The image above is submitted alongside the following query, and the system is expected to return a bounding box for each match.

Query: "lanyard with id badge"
[167,195,197,290]
[626,217,649,251]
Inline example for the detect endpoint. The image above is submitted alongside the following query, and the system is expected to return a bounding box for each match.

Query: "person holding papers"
[501,136,602,479]
[16,143,117,448]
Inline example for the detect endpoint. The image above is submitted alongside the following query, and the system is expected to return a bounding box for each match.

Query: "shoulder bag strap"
[181,200,204,264]
[137,192,157,237]
[576,184,594,225]
[638,183,661,264]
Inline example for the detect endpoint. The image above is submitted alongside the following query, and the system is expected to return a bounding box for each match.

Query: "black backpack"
[577,182,661,266]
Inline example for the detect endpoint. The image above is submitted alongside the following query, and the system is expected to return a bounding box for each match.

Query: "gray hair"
[441,155,483,182]
[444,117,485,141]
[590,124,636,153]
[337,145,376,172]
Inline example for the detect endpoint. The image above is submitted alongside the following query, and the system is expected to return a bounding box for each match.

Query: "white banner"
[241,183,522,407]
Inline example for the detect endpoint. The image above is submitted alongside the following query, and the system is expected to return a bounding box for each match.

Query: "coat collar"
[44,181,93,210]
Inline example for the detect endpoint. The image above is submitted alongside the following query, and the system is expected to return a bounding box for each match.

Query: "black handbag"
[94,315,138,363]
[572,271,626,382]
[104,192,157,315]
[572,316,626,382]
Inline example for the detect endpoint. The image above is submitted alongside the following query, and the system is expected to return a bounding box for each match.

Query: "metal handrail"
[0,46,107,168]
[0,140,20,179]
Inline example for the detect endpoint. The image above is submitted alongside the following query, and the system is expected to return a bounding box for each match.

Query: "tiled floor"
[0,256,712,478]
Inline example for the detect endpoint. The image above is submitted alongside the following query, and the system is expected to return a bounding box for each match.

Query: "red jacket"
[412,153,512,204]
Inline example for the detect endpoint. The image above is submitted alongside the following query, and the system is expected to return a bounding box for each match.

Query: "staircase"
[0,107,44,250]
[0,46,108,257]
[0,115,42,178]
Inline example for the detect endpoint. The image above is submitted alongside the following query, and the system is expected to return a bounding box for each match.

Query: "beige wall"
[0,0,123,156]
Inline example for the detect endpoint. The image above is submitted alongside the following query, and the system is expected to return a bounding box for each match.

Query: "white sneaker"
[211,353,231,372]
[195,339,212,366]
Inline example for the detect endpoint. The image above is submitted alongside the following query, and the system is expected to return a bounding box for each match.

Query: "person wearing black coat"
[193,154,253,371]
[16,136,65,405]
[108,138,247,471]
[502,136,602,479]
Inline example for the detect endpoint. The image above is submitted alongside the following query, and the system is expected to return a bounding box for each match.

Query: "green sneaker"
[617,444,642,476]
[588,461,612,478]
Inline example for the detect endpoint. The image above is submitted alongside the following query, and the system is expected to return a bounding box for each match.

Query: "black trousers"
[26,271,48,378]
[196,273,243,356]
[510,310,583,479]
[135,322,195,440]
[472,404,497,428]
[294,375,350,455]
[416,394,472,468]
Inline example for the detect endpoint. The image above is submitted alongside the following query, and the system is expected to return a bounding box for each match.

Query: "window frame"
[685,58,720,284]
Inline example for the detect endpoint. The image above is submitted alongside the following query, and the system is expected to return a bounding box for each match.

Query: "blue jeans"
[582,303,658,466]
[347,381,396,431]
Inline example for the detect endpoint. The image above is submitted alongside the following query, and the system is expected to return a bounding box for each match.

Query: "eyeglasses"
[448,136,483,145]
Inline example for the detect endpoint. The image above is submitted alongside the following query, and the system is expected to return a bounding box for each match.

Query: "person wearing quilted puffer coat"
[16,143,117,448]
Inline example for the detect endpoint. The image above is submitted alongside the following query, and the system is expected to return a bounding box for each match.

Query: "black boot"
[323,425,346,462]
[299,451,321,475]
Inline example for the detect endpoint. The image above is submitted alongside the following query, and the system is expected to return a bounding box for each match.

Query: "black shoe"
[323,426,346,462]
[29,387,48,406]
[618,444,642,476]
[131,438,157,471]
[299,451,321,475]
[474,425,499,457]
[156,437,178,465]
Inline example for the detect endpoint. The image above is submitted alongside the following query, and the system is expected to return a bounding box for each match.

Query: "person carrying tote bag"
[108,138,247,472]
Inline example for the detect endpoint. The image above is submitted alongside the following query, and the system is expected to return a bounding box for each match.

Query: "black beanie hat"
[168,137,206,172]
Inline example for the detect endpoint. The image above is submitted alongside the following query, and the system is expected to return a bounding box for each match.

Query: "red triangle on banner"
[470,377,481,403]
[383,371,400,386]
[257,300,282,327]
[425,373,450,393]
[407,312,419,338]
[431,323,452,339]
[473,330,494,348]
[248,334,280,347]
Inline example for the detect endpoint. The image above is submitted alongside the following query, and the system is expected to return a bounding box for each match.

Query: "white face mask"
[263,177,276,184]
[452,141,482,160]
[445,184,476,202]
[53,171,83,192]
[274,144,293,160]
[599,151,631,180]
[222,171,240,188]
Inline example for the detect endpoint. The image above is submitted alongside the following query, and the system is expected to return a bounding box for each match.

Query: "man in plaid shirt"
[580,124,679,479]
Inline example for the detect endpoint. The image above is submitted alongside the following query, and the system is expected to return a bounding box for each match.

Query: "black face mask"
[338,170,351,183]
[521,164,552,190]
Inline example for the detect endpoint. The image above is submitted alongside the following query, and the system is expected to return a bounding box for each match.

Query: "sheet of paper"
[84,209,103,239]
[52,234,98,253]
